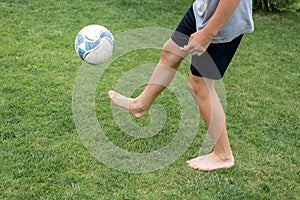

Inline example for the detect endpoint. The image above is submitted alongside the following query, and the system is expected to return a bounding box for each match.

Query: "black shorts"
[171,6,243,80]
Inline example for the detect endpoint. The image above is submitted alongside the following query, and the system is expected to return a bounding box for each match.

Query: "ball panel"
[77,47,86,60]
[100,31,115,47]
[85,39,101,51]
[77,34,84,45]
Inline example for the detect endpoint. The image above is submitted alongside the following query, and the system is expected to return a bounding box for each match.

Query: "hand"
[180,30,213,56]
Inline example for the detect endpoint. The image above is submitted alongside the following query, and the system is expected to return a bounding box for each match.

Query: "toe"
[108,90,114,98]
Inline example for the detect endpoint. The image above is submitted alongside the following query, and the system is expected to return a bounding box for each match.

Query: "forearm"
[203,0,241,38]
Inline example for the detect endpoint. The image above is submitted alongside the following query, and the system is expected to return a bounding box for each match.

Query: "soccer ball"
[74,24,115,65]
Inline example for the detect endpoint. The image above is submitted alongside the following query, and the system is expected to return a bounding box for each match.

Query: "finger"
[180,43,192,52]
[183,41,199,53]
[195,51,204,56]
[180,36,195,51]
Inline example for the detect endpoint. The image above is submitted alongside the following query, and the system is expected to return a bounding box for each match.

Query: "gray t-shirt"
[193,0,254,43]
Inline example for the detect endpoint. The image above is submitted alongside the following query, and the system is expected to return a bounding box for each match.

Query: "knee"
[159,49,182,69]
[159,39,186,68]
[188,76,214,100]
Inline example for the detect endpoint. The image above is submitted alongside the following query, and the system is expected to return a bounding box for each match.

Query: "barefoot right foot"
[186,152,235,172]
[108,90,147,118]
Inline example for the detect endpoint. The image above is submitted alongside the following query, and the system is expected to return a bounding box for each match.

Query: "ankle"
[132,98,149,111]
[213,150,234,162]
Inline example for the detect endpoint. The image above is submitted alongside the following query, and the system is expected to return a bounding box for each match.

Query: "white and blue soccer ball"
[75,24,115,65]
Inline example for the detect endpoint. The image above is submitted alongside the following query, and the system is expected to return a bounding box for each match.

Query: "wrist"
[202,26,218,40]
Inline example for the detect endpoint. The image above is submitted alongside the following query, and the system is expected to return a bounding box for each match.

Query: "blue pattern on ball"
[77,34,84,45]
[78,48,85,60]
[100,31,115,47]
[85,39,101,51]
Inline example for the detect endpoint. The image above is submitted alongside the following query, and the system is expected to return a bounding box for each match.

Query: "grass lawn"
[0,0,299,199]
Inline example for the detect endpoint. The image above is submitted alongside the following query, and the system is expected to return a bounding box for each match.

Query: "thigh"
[171,6,196,48]
[191,35,244,80]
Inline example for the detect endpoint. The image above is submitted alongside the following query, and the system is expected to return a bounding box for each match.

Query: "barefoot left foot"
[108,90,147,118]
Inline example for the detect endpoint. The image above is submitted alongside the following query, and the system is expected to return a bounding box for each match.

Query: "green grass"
[1,0,299,199]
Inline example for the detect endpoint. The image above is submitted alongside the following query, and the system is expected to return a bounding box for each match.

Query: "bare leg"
[186,73,234,171]
[108,39,187,118]
[108,38,234,171]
